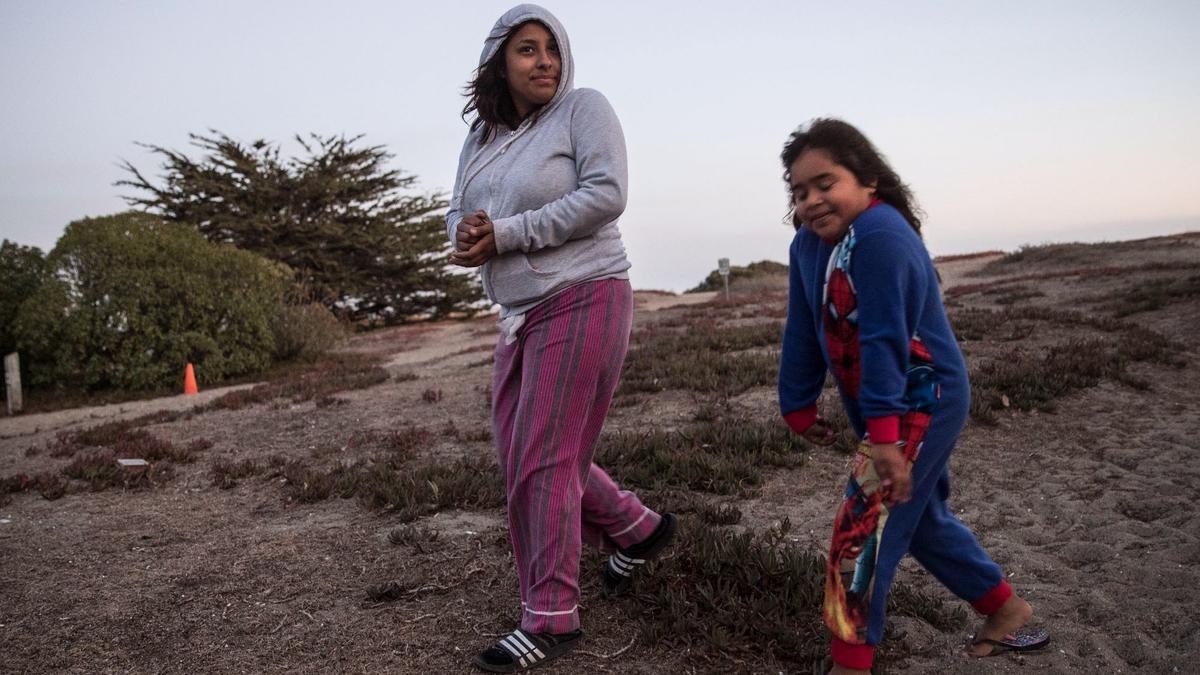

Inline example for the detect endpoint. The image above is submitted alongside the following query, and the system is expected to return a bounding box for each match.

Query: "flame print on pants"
[820,226,941,644]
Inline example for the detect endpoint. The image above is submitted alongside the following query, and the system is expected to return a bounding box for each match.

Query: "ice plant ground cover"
[1,233,1198,673]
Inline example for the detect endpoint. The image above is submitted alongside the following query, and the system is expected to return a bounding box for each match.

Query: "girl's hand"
[451,222,497,267]
[802,416,837,446]
[872,442,912,505]
[456,210,490,251]
[451,210,497,266]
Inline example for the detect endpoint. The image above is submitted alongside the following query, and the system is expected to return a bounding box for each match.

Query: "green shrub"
[686,260,788,293]
[0,240,46,356]
[270,302,347,361]
[0,240,46,394]
[12,212,290,390]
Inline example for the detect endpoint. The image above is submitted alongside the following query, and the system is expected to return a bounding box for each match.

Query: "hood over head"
[478,4,574,113]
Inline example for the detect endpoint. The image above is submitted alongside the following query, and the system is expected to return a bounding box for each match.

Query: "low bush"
[279,453,504,523]
[1099,274,1200,317]
[597,416,805,496]
[210,458,263,489]
[61,450,170,491]
[953,306,1185,423]
[626,517,966,670]
[270,302,347,361]
[387,524,440,552]
[618,320,782,396]
[973,239,1198,275]
[0,472,68,503]
[618,350,778,396]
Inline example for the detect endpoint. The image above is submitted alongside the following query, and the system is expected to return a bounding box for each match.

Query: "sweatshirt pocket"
[484,238,592,306]
[525,237,589,276]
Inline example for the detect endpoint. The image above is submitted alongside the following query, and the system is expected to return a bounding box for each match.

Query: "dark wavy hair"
[781,118,923,236]
[461,20,549,143]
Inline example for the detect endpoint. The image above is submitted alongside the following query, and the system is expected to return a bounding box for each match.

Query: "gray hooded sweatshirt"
[447,4,631,318]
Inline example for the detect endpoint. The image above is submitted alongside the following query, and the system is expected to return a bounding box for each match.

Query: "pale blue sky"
[2,0,1198,291]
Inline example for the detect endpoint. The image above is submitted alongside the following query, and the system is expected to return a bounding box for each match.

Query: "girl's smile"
[789,148,876,243]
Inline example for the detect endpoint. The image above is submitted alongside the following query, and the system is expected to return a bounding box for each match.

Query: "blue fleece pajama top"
[777,202,1007,667]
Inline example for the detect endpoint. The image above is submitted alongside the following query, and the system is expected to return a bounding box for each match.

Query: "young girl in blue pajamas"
[776,118,1050,673]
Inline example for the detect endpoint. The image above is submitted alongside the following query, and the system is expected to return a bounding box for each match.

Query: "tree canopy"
[118,131,481,323]
[0,240,47,357]
[13,212,290,391]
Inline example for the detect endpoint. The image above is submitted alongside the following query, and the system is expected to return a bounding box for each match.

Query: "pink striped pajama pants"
[491,278,662,634]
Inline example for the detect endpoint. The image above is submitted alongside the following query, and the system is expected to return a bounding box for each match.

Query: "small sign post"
[4,352,21,415]
[717,258,731,302]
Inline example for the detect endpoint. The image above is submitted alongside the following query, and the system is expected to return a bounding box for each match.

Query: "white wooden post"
[717,258,731,301]
[4,352,21,415]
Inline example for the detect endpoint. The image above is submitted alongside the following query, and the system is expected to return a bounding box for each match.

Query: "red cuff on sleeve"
[831,636,875,670]
[866,415,899,444]
[783,406,818,436]
[971,579,1013,615]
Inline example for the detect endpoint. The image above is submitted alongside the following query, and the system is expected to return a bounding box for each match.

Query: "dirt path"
[0,383,259,441]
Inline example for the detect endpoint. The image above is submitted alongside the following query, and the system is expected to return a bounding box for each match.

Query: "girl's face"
[788,148,876,243]
[503,22,561,120]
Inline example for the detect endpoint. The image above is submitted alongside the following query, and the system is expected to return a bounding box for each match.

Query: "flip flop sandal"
[969,626,1051,657]
[473,628,583,673]
[602,512,678,596]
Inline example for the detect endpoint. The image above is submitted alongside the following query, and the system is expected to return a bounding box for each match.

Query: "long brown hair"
[461,20,546,142]
[781,118,923,235]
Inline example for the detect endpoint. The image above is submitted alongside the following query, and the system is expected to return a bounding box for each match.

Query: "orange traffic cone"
[184,363,199,395]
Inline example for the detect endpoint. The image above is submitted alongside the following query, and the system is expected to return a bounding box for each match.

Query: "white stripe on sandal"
[608,551,645,576]
[499,630,546,668]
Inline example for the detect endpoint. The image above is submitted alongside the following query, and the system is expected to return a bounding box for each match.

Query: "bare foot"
[966,594,1034,657]
[830,665,870,675]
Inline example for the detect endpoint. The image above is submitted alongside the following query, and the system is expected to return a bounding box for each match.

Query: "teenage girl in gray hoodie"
[449,5,676,672]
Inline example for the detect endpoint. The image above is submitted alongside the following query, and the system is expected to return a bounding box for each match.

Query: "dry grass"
[1,472,68,505]
[949,260,1200,300]
[199,352,389,412]
[1095,274,1200,317]
[277,452,504,524]
[952,306,1184,423]
[618,321,782,397]
[209,458,264,489]
[386,523,441,552]
[971,237,1199,274]
[17,416,214,495]
[622,517,966,671]
[933,250,1004,263]
[597,416,805,496]
[60,450,172,491]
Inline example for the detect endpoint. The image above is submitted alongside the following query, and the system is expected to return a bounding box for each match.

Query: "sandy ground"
[0,384,261,441]
[2,239,1198,674]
